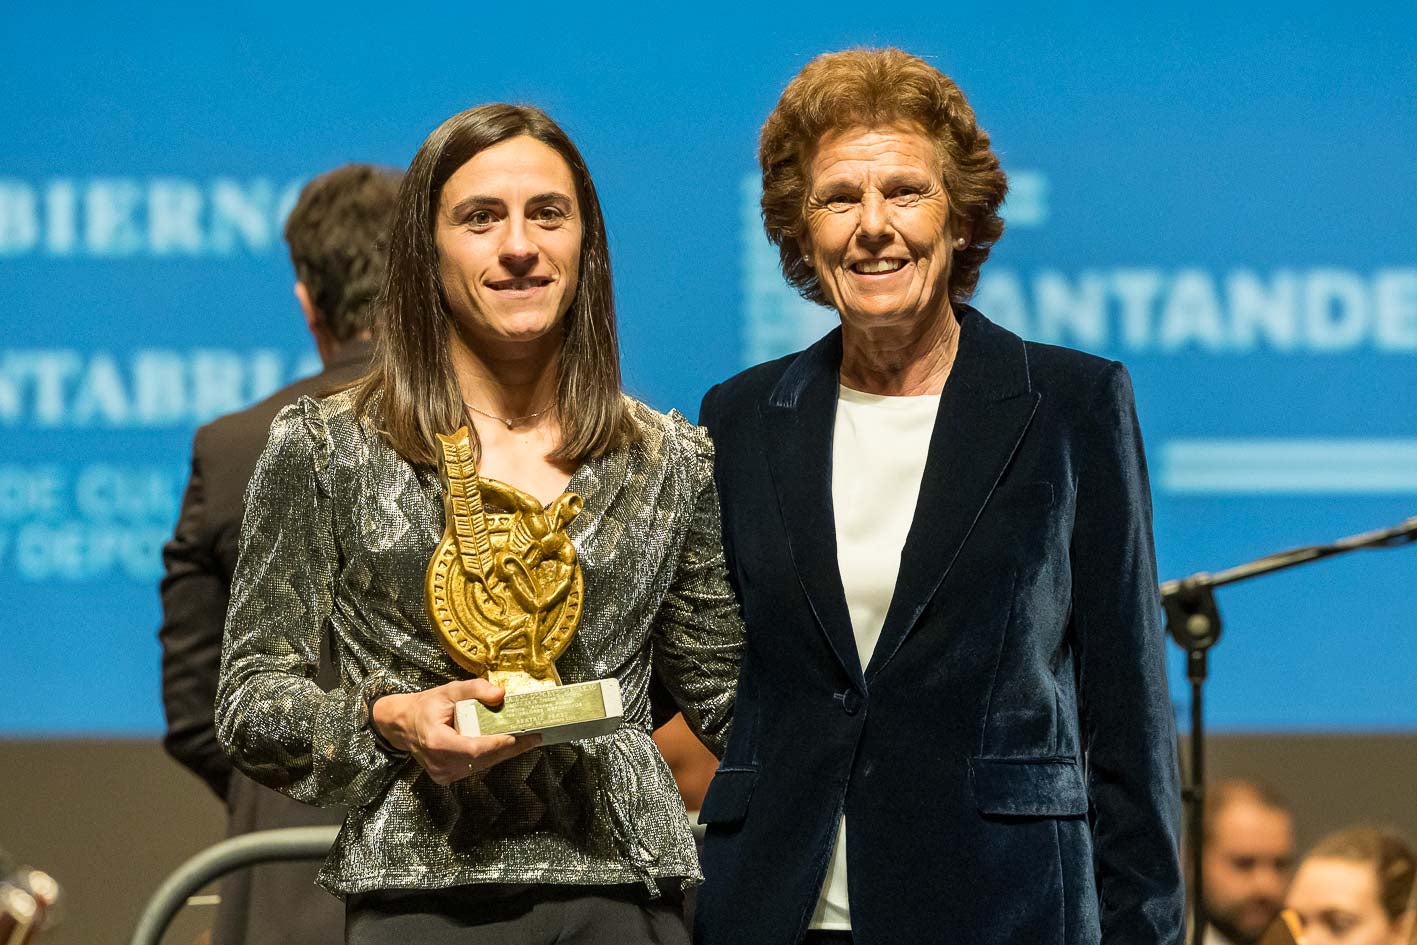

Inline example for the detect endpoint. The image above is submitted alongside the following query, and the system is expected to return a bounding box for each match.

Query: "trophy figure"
[425,427,623,746]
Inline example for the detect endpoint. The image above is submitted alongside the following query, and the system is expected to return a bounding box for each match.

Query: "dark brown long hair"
[354,103,637,467]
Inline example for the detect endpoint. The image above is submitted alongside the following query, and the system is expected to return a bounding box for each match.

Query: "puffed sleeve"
[649,419,745,758]
[216,400,407,809]
[1070,362,1185,945]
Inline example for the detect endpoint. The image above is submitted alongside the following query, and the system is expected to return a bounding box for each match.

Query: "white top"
[1202,925,1241,945]
[811,384,940,930]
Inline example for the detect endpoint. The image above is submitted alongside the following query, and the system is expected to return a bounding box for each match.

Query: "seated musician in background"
[1285,827,1415,945]
[1203,780,1298,945]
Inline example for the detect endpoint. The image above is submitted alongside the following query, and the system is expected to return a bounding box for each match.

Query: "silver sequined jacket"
[215,390,743,896]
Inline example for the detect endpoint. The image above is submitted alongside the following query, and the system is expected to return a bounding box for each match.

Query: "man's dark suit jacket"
[159,341,371,945]
[693,308,1183,945]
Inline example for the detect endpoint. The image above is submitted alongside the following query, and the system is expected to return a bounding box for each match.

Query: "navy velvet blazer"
[694,307,1184,945]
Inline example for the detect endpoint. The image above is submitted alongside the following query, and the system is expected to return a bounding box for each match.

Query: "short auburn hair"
[759,47,1007,306]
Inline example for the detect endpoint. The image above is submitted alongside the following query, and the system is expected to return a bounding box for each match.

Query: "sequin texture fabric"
[216,390,743,896]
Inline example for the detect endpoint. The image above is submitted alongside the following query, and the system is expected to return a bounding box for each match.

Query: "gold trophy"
[425,427,623,746]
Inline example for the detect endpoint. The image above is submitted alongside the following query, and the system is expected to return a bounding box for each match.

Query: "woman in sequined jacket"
[215,104,743,945]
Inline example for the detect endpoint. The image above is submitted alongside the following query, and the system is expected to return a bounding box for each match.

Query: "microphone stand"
[1161,515,1417,945]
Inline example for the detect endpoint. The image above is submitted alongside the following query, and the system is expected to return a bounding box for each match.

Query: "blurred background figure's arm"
[653,713,718,816]
[158,431,233,803]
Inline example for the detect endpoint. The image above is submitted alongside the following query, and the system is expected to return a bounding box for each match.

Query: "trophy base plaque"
[454,678,624,747]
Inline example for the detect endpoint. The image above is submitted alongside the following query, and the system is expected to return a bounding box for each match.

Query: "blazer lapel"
[865,308,1041,681]
[759,329,864,684]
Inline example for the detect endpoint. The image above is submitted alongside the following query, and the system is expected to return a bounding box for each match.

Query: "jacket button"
[838,689,862,716]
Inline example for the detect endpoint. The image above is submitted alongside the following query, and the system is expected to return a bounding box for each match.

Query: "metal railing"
[128,826,338,945]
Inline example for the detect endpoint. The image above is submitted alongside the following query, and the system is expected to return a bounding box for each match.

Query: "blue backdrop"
[2,4,1413,734]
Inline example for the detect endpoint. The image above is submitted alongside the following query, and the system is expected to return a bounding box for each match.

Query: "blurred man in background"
[158,163,401,945]
[1202,780,1298,945]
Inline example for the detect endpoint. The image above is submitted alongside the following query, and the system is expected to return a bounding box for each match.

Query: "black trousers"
[345,882,688,945]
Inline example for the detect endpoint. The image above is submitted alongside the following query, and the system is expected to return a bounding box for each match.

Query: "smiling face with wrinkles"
[435,135,582,351]
[799,124,965,337]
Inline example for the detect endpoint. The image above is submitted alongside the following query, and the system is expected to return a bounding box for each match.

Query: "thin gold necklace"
[463,399,555,429]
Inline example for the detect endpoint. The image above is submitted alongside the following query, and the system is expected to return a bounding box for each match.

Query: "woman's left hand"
[371,679,542,784]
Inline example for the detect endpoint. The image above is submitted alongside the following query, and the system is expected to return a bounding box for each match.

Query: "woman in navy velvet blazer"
[693,49,1184,945]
